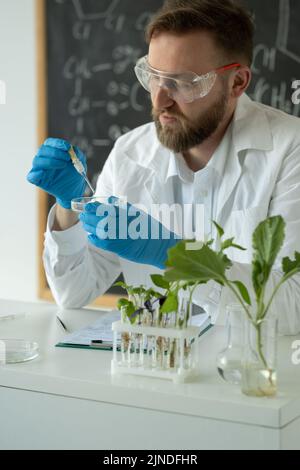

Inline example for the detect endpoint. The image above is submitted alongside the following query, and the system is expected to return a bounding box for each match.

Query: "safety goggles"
[134,55,241,104]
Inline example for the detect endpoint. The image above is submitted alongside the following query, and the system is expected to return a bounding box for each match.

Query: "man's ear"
[230,66,252,98]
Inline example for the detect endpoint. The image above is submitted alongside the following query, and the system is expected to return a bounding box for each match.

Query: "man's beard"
[152,90,229,153]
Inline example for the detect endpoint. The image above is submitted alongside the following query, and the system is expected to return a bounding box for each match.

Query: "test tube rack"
[111,321,201,383]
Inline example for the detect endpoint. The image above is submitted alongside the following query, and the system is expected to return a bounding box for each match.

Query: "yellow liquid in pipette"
[68,146,94,194]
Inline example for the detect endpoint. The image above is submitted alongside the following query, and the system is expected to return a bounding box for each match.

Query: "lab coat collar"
[124,94,274,208]
[146,94,273,182]
[232,93,273,154]
[166,153,194,183]
[216,94,274,222]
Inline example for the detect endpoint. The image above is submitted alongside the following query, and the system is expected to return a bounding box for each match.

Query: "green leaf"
[127,304,138,324]
[165,240,232,284]
[252,216,285,300]
[113,281,135,296]
[117,298,130,309]
[160,293,178,313]
[131,286,147,295]
[114,281,128,289]
[282,252,300,275]
[221,237,234,250]
[220,237,247,252]
[231,243,247,251]
[145,288,163,299]
[117,298,136,324]
[231,281,252,306]
[213,221,224,238]
[150,274,170,290]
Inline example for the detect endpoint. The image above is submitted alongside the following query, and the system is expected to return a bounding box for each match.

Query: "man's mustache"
[152,108,186,121]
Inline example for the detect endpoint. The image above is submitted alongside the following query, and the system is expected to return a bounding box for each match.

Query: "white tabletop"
[0,298,299,429]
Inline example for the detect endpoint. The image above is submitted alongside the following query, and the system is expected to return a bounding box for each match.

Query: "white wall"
[0,0,38,301]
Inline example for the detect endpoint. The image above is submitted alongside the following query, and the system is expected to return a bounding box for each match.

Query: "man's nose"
[151,84,175,109]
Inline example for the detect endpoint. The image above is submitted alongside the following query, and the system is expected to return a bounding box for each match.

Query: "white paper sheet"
[60,309,211,346]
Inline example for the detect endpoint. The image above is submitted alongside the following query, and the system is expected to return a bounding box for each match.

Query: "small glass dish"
[71,196,108,213]
[0,339,39,364]
[71,196,127,213]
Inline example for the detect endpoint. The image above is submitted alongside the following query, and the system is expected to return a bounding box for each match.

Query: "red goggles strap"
[216,63,241,74]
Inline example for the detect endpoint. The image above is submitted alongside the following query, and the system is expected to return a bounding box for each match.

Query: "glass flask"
[216,303,243,384]
[241,314,278,397]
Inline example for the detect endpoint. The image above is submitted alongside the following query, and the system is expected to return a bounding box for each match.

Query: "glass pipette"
[68,145,95,194]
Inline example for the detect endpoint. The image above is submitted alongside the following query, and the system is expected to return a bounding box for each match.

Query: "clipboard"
[55,310,120,351]
[55,309,213,351]
[55,342,116,351]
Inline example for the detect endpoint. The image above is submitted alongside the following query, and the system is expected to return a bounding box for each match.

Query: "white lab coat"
[44,94,300,334]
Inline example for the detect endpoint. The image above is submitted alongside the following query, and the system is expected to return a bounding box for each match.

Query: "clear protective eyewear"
[134,55,241,104]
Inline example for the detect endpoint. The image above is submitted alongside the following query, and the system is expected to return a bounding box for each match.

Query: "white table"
[0,299,299,450]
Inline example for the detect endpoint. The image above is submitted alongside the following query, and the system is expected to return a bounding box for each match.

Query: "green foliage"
[231,281,251,306]
[160,293,178,314]
[282,252,300,276]
[118,216,300,379]
[213,221,224,238]
[117,298,136,324]
[164,215,300,328]
[221,238,246,252]
[164,240,232,285]
[252,216,285,302]
[150,274,170,290]
[116,215,300,330]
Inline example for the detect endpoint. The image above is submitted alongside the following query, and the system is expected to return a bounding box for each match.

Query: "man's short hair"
[146,0,254,66]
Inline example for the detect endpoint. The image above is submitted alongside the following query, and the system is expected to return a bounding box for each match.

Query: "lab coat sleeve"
[43,149,122,308]
[194,145,300,335]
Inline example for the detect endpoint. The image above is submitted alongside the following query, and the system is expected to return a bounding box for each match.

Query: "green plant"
[163,216,300,382]
[150,275,196,327]
[115,277,196,328]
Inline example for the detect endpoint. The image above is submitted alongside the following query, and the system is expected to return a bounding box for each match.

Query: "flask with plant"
[163,216,300,396]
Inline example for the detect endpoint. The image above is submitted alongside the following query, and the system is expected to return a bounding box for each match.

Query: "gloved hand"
[79,197,181,269]
[27,138,87,209]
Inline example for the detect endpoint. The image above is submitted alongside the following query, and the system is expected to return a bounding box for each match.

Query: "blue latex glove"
[27,138,87,209]
[79,197,181,269]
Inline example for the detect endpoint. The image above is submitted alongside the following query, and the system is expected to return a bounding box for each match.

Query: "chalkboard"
[44,0,300,185]
[246,0,300,116]
[46,0,163,189]
[38,0,300,305]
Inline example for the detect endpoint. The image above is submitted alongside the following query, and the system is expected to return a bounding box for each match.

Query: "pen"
[56,315,68,332]
[91,340,114,348]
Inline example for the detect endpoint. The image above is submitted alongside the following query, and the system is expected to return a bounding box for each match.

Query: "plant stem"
[255,323,268,369]
[184,283,199,327]
[262,268,299,320]
[254,322,275,389]
[223,280,254,324]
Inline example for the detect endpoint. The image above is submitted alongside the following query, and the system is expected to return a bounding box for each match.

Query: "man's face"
[148,31,232,153]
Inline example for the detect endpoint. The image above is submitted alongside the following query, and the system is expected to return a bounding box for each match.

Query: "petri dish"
[71,196,127,213]
[71,196,109,213]
[0,339,39,364]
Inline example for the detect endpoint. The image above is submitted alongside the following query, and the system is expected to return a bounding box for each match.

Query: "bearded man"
[27,0,300,334]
